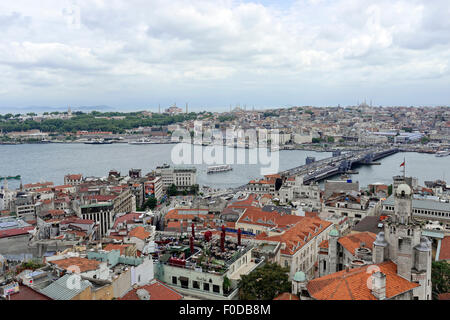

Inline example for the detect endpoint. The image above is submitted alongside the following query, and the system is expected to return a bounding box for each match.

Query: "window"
[193,281,200,289]
[203,283,210,291]
[172,276,177,285]
[213,285,220,293]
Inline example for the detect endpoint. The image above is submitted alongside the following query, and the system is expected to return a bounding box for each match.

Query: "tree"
[142,195,157,210]
[168,184,178,196]
[223,276,232,294]
[327,136,335,143]
[431,261,450,299]
[388,184,393,196]
[421,137,430,144]
[190,184,199,195]
[312,137,322,143]
[239,263,291,300]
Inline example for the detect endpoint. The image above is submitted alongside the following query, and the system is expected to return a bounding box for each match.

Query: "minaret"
[186,103,188,114]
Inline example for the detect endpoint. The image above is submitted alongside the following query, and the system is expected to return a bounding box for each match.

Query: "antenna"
[403,157,406,179]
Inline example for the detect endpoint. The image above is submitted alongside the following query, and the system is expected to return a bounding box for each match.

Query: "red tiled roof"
[338,232,377,255]
[48,210,65,216]
[166,221,182,230]
[165,208,212,222]
[34,187,53,193]
[438,236,450,260]
[273,292,300,300]
[319,240,329,249]
[66,174,82,180]
[60,217,95,225]
[104,244,131,255]
[228,194,259,208]
[9,285,52,300]
[118,280,183,300]
[0,227,34,239]
[54,185,74,190]
[438,293,450,300]
[305,211,319,218]
[113,212,142,229]
[24,182,54,189]
[255,217,332,255]
[307,261,420,300]
[49,257,100,273]
[129,226,150,240]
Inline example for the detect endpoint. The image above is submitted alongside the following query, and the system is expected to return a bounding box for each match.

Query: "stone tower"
[378,183,432,300]
[328,227,339,274]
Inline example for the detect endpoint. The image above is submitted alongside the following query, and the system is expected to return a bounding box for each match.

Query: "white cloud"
[0,0,449,109]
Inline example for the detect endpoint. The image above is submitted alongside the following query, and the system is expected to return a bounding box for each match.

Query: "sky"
[0,0,449,112]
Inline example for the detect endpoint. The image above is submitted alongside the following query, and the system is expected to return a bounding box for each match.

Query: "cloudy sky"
[0,0,449,112]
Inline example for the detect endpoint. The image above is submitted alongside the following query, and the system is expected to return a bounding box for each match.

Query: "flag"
[400,161,405,167]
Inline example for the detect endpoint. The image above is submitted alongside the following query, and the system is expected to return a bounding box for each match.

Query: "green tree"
[142,195,158,210]
[168,184,178,196]
[239,263,291,300]
[388,184,393,196]
[431,261,450,299]
[312,137,322,143]
[189,184,199,195]
[327,136,335,143]
[421,137,430,144]
[223,276,232,294]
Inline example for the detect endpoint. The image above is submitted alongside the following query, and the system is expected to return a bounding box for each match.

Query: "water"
[1,144,448,189]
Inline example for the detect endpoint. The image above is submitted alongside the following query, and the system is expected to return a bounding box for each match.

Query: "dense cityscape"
[0,104,449,302]
[1,0,449,313]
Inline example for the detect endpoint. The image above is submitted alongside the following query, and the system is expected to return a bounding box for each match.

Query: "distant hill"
[0,105,116,114]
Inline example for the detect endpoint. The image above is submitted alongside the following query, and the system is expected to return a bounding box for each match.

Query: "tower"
[292,271,307,297]
[372,231,388,264]
[328,227,339,274]
[380,182,432,300]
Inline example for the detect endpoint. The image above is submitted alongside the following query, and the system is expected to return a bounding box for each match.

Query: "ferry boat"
[128,138,155,145]
[84,138,113,145]
[435,150,450,157]
[207,165,233,174]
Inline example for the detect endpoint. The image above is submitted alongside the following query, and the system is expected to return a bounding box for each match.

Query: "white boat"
[128,138,155,145]
[435,151,450,157]
[84,138,113,145]
[207,165,233,174]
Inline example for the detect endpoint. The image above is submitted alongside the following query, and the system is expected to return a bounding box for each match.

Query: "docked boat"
[207,165,233,174]
[128,138,155,145]
[84,138,113,145]
[435,150,450,157]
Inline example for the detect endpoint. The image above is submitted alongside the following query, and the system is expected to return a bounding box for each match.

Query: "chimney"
[371,271,386,300]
